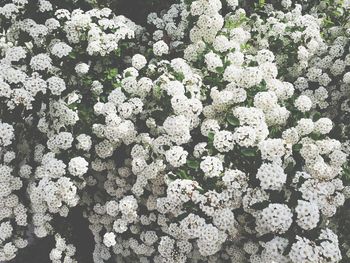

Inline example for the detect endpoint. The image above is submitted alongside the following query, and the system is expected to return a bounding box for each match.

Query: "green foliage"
[224,12,249,30]
[343,163,350,183]
[240,147,257,157]
[176,169,192,179]
[258,0,265,7]
[187,159,200,169]
[226,114,240,127]
[292,144,302,152]
[105,68,118,80]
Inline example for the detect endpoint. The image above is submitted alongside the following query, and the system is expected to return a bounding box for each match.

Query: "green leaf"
[258,80,267,91]
[342,164,350,179]
[247,98,253,107]
[112,82,121,89]
[310,132,322,140]
[176,169,190,179]
[68,51,76,59]
[259,0,265,6]
[293,144,302,152]
[250,200,269,210]
[153,85,162,99]
[270,126,280,137]
[225,19,236,30]
[241,148,256,157]
[224,13,248,29]
[187,159,199,169]
[197,187,205,194]
[114,48,121,56]
[285,162,295,175]
[216,66,225,74]
[168,173,177,180]
[207,132,215,142]
[227,115,240,126]
[240,43,251,50]
[107,68,118,80]
[174,72,185,81]
[175,212,189,221]
[312,112,321,121]
[67,102,78,110]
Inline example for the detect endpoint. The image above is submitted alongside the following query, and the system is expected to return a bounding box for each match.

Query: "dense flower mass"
[0,0,350,262]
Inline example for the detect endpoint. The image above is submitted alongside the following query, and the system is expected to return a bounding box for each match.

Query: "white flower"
[200,156,223,178]
[295,200,319,230]
[76,134,92,151]
[295,95,312,112]
[165,146,188,167]
[132,54,147,70]
[51,42,72,58]
[289,236,320,263]
[103,232,116,247]
[75,63,89,75]
[153,40,169,56]
[256,204,293,234]
[256,162,286,190]
[163,115,191,145]
[233,126,257,147]
[343,72,350,83]
[0,122,14,146]
[314,118,333,134]
[0,222,13,241]
[214,130,234,152]
[106,200,119,216]
[296,118,314,136]
[0,80,12,98]
[5,46,26,62]
[258,138,285,161]
[30,53,52,71]
[68,157,88,177]
[213,35,232,52]
[47,76,66,95]
[119,195,138,219]
[204,51,223,72]
[254,91,278,111]
[212,208,236,232]
[47,132,74,153]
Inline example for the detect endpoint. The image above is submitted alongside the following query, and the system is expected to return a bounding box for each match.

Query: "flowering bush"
[0,0,349,262]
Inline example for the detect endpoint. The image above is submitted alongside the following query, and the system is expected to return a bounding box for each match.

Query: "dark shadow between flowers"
[9,207,94,263]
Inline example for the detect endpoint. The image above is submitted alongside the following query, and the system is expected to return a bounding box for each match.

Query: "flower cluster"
[0,0,349,262]
[0,0,140,259]
[49,234,77,263]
